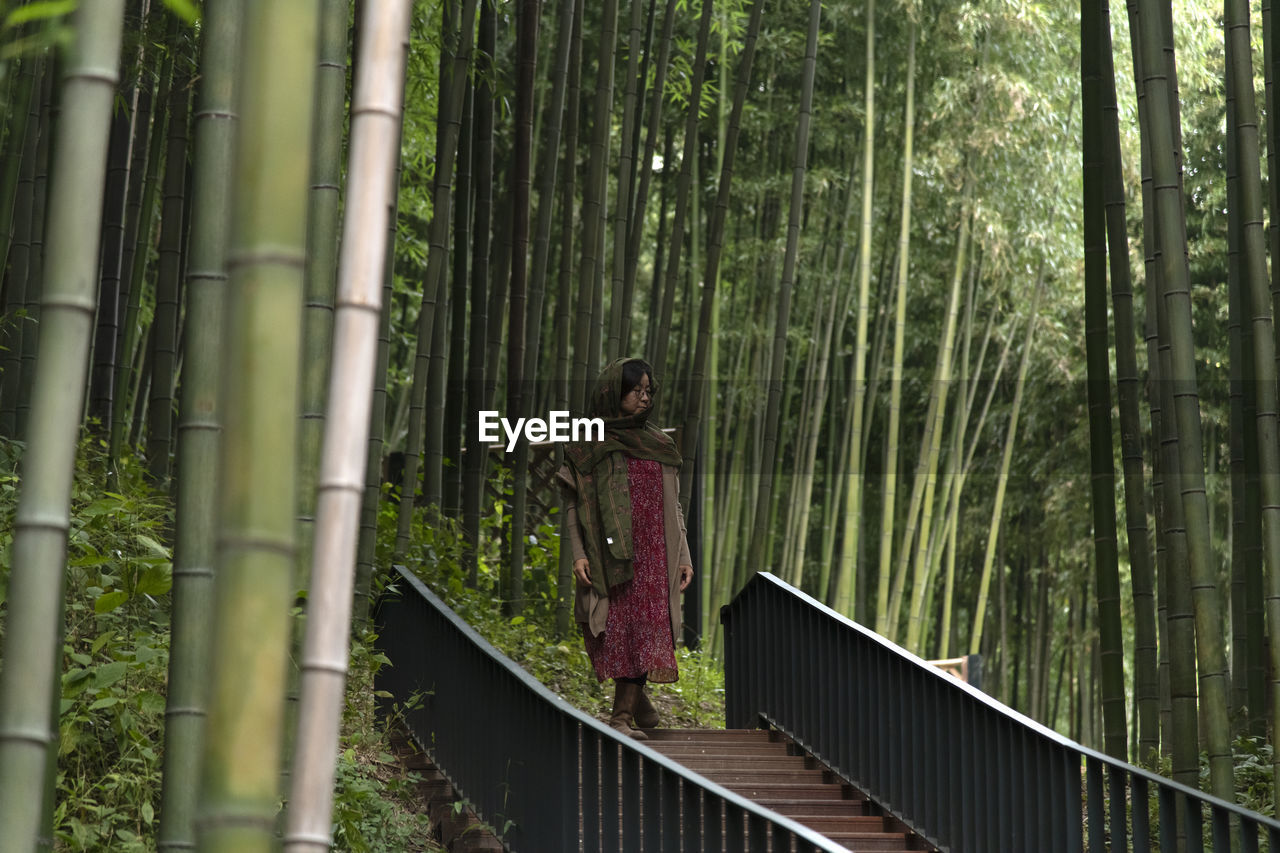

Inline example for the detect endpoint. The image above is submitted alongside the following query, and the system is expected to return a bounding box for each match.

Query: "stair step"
[673,755,815,771]
[757,798,874,816]
[822,832,912,851]
[786,815,892,833]
[649,742,795,757]
[717,781,857,800]
[645,728,778,743]
[694,769,833,786]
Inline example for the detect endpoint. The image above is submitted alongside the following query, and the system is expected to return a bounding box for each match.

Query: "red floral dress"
[584,456,679,683]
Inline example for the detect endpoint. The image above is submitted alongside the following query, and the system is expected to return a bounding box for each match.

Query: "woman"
[558,357,694,739]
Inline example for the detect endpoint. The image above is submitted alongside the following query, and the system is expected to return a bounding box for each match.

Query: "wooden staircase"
[644,729,935,853]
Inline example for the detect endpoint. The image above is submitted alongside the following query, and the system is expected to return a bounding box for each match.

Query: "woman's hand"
[678,565,694,592]
[573,558,592,587]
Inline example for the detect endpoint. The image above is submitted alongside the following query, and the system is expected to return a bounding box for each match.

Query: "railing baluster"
[681,779,699,853]
[958,692,972,851]
[998,712,1008,845]
[725,803,745,853]
[1087,757,1105,853]
[660,768,679,852]
[1131,774,1150,852]
[1210,806,1231,853]
[1157,785,1176,851]
[561,715,577,849]
[603,737,620,852]
[1184,795,1204,853]
[1034,735,1049,852]
[703,792,722,852]
[642,750,660,847]
[1241,817,1259,853]
[583,729,600,852]
[762,809,783,850]
[622,745,640,851]
[1108,762,1128,852]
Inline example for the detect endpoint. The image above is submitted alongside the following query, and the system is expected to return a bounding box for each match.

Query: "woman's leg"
[632,673,659,728]
[609,677,649,739]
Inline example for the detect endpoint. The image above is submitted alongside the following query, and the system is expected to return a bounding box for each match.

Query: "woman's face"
[620,372,653,416]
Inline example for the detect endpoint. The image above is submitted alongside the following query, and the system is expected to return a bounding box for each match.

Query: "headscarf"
[562,357,682,595]
[565,357,683,472]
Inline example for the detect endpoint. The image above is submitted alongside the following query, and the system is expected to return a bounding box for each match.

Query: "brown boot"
[634,688,659,729]
[609,681,649,740]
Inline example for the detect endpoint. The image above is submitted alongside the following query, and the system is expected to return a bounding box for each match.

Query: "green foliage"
[0,436,174,850]
[331,637,441,852]
[0,436,442,851]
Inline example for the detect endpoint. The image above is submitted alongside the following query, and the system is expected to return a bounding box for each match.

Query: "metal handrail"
[374,565,849,852]
[720,571,1280,853]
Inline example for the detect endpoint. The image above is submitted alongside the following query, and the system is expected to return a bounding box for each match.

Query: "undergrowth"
[0,436,442,852]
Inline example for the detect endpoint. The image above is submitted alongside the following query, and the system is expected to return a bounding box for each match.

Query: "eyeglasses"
[627,384,654,399]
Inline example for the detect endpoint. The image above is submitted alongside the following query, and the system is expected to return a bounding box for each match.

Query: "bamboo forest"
[2,0,1280,848]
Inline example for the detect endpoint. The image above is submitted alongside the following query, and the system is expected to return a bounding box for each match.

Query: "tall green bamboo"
[145,52,191,484]
[0,55,41,438]
[424,0,476,510]
[0,47,36,276]
[90,75,132,434]
[352,80,405,629]
[833,0,876,618]
[110,23,173,470]
[284,5,411,847]
[1135,0,1234,801]
[157,1,241,846]
[1226,72,1254,737]
[571,0,619,402]
[393,0,478,559]
[622,0,675,355]
[15,64,54,440]
[649,0,711,383]
[903,190,970,652]
[1082,0,1127,761]
[970,281,1040,655]
[516,0,573,613]
[1094,0,1158,764]
[875,25,916,634]
[605,0,644,359]
[678,0,763,512]
[1271,0,1280,340]
[195,0,318,848]
[552,0,584,628]
[1224,0,1280,809]
[504,0,540,614]
[463,0,501,587]
[297,0,348,585]
[0,3,126,848]
[742,0,818,584]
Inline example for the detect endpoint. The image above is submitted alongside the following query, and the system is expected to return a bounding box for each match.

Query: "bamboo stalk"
[196,0,319,847]
[0,3,126,848]
[969,277,1041,655]
[157,1,242,847]
[284,4,411,847]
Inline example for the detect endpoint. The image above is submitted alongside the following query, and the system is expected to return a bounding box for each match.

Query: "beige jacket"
[561,462,692,641]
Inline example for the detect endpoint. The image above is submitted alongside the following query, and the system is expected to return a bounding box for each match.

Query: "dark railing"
[721,572,1280,853]
[375,565,849,852]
